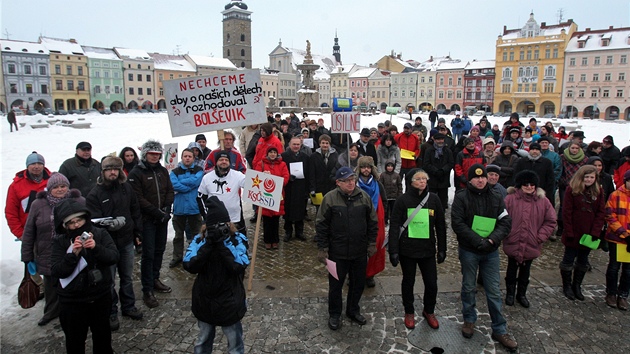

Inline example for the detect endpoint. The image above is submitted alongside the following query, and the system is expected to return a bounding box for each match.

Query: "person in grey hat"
[316,166,378,330]
[87,156,144,329]
[59,142,101,198]
[127,139,175,308]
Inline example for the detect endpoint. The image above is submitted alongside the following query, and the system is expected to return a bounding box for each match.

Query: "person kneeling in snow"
[183,196,249,354]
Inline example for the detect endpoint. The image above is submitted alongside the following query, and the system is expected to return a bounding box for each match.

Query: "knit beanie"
[215,150,232,163]
[195,134,207,142]
[26,151,45,167]
[514,170,539,188]
[467,163,487,180]
[47,172,70,190]
[140,139,164,160]
[205,196,231,226]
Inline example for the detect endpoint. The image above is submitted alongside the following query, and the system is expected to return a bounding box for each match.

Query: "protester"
[316,167,378,330]
[514,142,555,207]
[183,196,249,354]
[600,135,621,175]
[59,141,101,197]
[128,140,175,308]
[119,147,139,176]
[379,161,402,224]
[557,142,588,235]
[604,169,630,310]
[560,165,606,301]
[503,170,556,308]
[205,131,247,173]
[255,147,289,249]
[454,138,485,190]
[376,134,401,174]
[451,164,517,351]
[281,137,310,242]
[51,199,119,354]
[494,141,519,188]
[21,173,83,326]
[422,132,454,210]
[389,169,446,330]
[309,135,339,209]
[195,134,211,160]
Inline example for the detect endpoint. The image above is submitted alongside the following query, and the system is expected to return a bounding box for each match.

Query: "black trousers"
[262,215,280,244]
[434,187,449,210]
[505,257,533,285]
[59,292,113,354]
[284,219,304,237]
[399,254,438,314]
[328,256,367,317]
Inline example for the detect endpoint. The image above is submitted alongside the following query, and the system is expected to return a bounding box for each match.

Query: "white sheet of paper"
[303,138,314,148]
[326,259,338,280]
[59,244,87,289]
[289,162,305,179]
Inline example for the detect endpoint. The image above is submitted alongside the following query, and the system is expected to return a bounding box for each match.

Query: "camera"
[207,222,230,242]
[80,232,91,242]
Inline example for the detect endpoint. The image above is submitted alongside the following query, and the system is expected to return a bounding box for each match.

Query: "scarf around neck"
[358,175,380,211]
[564,147,585,164]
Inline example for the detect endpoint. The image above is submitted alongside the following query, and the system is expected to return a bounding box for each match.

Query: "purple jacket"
[503,187,556,263]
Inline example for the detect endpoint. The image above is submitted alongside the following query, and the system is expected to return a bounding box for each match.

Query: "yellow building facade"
[41,37,90,111]
[494,13,577,116]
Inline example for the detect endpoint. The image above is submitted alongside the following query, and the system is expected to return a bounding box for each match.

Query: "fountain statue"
[297,40,320,108]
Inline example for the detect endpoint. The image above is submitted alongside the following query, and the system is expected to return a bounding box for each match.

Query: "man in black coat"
[513,142,555,204]
[87,156,144,329]
[59,141,101,198]
[428,109,438,129]
[356,128,378,166]
[422,133,454,210]
[282,136,310,241]
[183,196,248,353]
[309,135,338,207]
[600,135,621,174]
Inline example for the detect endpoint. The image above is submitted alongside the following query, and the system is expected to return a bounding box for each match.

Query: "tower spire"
[332,30,341,65]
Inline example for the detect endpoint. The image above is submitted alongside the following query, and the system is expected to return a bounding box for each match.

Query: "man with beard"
[198,151,247,236]
[422,132,454,210]
[87,156,144,330]
[127,140,175,308]
[59,141,101,197]
[355,156,387,288]
[282,137,311,241]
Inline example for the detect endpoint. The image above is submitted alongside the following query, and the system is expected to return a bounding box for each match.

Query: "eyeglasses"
[65,218,85,228]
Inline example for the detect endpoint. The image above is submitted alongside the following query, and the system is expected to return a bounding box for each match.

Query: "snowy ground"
[1,111,629,324]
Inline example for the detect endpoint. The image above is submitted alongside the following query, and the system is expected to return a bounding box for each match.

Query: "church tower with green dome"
[222,1,252,69]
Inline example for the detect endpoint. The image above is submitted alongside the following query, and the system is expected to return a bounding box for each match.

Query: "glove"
[159,211,171,224]
[27,261,37,275]
[290,175,296,182]
[106,216,126,231]
[317,248,328,265]
[390,253,399,267]
[437,251,446,264]
[477,239,494,253]
[162,205,172,214]
[367,243,377,257]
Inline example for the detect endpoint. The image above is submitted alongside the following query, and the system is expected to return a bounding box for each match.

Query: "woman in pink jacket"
[503,170,557,308]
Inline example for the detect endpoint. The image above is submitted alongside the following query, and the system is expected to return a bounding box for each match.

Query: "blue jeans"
[194,320,244,354]
[141,220,168,293]
[458,247,507,335]
[606,242,630,298]
[110,242,136,314]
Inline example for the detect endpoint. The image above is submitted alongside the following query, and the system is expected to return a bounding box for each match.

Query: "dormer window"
[602,38,610,46]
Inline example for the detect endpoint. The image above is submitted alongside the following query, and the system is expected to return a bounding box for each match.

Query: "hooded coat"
[493,141,520,187]
[253,124,284,169]
[376,143,402,174]
[5,167,52,238]
[454,147,486,188]
[503,186,556,263]
[127,159,175,222]
[169,161,204,216]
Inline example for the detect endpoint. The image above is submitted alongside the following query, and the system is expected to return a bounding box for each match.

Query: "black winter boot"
[560,269,575,300]
[572,268,588,301]
[505,282,516,306]
[516,280,530,308]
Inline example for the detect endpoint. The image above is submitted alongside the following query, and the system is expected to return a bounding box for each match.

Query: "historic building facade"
[82,46,125,112]
[495,13,577,116]
[463,59,496,113]
[114,47,155,110]
[435,61,466,113]
[222,0,252,69]
[150,53,196,110]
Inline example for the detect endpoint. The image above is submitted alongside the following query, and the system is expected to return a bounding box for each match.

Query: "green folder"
[472,215,496,238]
[579,234,600,250]
[407,209,430,239]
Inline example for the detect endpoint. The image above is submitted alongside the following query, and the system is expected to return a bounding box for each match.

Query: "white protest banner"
[163,143,178,172]
[243,170,284,212]
[163,69,267,137]
[330,112,361,133]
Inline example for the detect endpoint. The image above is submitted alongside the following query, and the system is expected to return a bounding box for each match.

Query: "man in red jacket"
[5,151,51,240]
[394,123,420,183]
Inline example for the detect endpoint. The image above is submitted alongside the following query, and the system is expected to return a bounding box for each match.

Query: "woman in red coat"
[503,170,556,308]
[255,147,289,249]
[560,165,606,301]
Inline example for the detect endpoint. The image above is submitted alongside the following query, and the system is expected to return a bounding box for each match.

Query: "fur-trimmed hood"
[36,188,82,200]
[507,186,546,199]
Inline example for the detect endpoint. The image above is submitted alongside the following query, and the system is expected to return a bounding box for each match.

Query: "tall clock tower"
[222,1,252,69]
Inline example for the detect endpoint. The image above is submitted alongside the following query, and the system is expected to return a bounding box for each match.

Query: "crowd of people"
[5,109,630,353]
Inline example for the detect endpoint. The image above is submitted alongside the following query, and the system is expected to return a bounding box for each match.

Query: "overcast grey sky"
[1,0,628,68]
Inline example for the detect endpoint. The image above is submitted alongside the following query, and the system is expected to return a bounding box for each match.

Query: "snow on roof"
[114,47,152,60]
[150,53,196,72]
[395,58,413,68]
[0,39,48,55]
[313,68,330,80]
[81,46,120,60]
[187,55,237,69]
[437,61,467,71]
[566,28,630,52]
[39,37,84,55]
[465,60,495,70]
[501,23,573,40]
[349,68,377,78]
[415,56,458,72]
[283,47,338,74]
